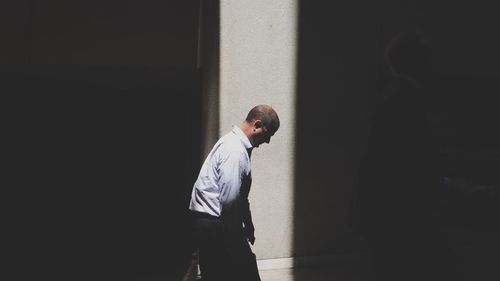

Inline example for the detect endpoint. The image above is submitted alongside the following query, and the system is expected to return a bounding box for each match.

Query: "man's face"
[251,122,275,148]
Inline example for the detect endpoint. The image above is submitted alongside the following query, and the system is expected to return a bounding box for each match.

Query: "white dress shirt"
[189,126,252,217]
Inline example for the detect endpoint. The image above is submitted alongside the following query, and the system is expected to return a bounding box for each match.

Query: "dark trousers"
[191,211,261,281]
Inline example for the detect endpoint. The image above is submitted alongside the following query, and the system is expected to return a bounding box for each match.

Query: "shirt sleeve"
[218,149,246,213]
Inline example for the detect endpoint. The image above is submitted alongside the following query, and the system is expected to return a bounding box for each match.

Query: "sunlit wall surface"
[220,0,298,259]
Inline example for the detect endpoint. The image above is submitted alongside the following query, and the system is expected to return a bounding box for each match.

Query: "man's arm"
[240,174,255,245]
[218,149,256,244]
[218,150,245,220]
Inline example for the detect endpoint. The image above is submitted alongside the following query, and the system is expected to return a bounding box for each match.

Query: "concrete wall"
[0,1,32,64]
[30,0,199,66]
[293,1,381,258]
[292,0,500,261]
[199,0,221,158]
[378,0,500,180]
[219,0,500,263]
[220,0,298,259]
[1,1,199,66]
[382,0,500,75]
[217,0,380,261]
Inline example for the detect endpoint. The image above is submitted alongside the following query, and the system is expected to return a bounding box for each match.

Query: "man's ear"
[254,120,264,129]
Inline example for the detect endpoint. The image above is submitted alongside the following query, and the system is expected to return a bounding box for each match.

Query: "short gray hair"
[245,105,280,132]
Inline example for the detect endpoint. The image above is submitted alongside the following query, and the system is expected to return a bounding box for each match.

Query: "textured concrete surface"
[220,0,298,259]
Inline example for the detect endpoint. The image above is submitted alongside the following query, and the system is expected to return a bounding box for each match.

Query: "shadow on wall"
[4,65,201,281]
[293,0,380,268]
[432,76,500,281]
[292,1,500,281]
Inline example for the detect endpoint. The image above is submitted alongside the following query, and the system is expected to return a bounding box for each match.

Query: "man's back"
[189,127,251,221]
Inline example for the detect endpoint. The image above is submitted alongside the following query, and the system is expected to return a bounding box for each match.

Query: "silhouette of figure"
[357,30,458,281]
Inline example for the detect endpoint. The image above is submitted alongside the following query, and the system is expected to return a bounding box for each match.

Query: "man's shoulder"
[219,130,241,146]
[215,132,245,156]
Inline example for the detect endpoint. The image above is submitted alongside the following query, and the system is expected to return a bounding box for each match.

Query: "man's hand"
[244,225,255,245]
[247,234,255,245]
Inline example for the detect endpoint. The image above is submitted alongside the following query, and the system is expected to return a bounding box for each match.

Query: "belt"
[190,210,220,220]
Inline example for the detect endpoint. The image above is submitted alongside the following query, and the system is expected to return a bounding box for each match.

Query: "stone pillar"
[219,0,297,259]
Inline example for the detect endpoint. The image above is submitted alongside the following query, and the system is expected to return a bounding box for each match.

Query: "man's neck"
[239,122,253,140]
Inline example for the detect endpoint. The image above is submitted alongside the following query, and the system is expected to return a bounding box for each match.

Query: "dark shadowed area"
[4,66,201,281]
[2,1,202,280]
[294,1,500,281]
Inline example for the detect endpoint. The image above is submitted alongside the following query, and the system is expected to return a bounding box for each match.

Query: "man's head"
[241,105,280,148]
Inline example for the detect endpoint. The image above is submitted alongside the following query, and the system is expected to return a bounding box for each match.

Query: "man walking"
[189,105,280,281]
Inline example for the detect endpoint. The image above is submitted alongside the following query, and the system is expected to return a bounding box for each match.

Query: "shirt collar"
[232,126,253,150]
